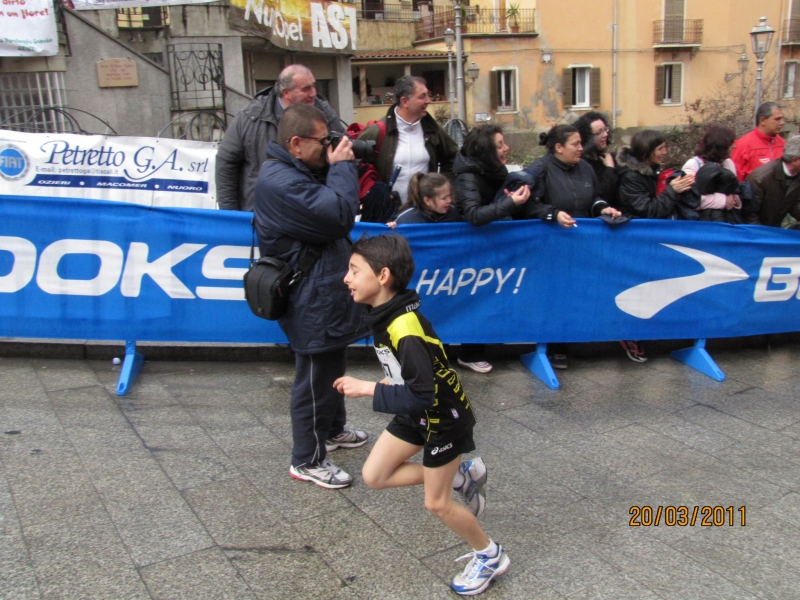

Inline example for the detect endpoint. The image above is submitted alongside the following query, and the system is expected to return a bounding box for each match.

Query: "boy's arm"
[373,336,435,414]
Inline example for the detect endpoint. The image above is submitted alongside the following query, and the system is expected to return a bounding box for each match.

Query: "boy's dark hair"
[351,234,415,291]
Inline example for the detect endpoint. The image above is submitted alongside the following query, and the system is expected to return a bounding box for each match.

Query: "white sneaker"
[289,457,352,489]
[457,359,493,374]
[451,544,510,596]
[453,457,487,518]
[326,427,368,452]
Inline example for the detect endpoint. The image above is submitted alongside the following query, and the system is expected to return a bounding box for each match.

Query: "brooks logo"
[615,244,748,319]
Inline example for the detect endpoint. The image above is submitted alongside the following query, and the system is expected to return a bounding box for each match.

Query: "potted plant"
[506,3,520,33]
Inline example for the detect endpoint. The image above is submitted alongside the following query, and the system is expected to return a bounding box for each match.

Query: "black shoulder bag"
[243,220,322,320]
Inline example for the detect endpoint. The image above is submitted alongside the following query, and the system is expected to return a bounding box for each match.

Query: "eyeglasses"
[295,135,332,147]
[594,128,610,136]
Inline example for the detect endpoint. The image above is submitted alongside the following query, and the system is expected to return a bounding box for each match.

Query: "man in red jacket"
[732,102,786,181]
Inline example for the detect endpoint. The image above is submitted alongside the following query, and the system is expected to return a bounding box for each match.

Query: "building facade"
[355,0,797,136]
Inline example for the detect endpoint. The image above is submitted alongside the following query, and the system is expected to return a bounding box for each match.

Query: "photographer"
[253,104,369,489]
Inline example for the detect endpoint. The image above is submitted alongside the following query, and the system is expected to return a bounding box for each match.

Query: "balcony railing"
[415,6,536,42]
[783,19,800,45]
[360,2,418,22]
[653,19,703,46]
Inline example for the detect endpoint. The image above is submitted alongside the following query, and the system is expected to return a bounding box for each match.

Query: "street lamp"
[724,53,750,82]
[444,28,455,121]
[467,61,480,83]
[750,16,775,120]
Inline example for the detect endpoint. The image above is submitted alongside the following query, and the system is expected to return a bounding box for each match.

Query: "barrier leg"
[520,343,560,390]
[671,339,725,382]
[117,340,145,396]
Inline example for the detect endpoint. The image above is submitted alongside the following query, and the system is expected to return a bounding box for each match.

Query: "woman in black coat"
[519,125,621,226]
[573,111,620,208]
[454,124,530,226]
[616,129,695,219]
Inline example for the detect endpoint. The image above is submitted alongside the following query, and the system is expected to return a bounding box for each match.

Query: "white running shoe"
[326,427,369,452]
[454,457,487,518]
[451,544,510,596]
[457,359,494,374]
[289,457,352,489]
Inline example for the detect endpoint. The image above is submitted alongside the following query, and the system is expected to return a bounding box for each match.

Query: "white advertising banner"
[0,0,58,57]
[71,0,216,9]
[0,130,217,209]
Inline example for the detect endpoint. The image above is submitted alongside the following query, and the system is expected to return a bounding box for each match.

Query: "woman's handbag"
[243,220,321,321]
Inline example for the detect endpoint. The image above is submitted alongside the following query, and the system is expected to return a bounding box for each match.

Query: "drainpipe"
[776,0,786,101]
[612,0,618,129]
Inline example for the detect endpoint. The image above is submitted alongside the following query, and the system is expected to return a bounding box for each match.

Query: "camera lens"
[351,139,376,161]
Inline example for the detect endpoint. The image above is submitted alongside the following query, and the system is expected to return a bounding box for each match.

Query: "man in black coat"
[253,104,369,489]
[216,64,345,211]
[746,135,800,227]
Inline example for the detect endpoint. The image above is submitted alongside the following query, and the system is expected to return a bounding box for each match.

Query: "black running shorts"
[385,414,476,468]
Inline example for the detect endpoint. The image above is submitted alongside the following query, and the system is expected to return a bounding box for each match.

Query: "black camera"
[328,132,376,161]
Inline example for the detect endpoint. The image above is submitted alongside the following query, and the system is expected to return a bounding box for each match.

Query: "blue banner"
[2,194,800,345]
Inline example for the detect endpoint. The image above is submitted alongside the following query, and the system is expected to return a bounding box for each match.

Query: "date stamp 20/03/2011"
[629,506,746,527]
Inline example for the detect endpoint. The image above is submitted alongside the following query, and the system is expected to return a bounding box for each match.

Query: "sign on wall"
[0,130,217,209]
[229,0,358,54]
[96,58,139,88]
[0,0,58,57]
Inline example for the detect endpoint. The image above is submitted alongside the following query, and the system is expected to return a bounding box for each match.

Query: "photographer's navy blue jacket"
[253,141,369,353]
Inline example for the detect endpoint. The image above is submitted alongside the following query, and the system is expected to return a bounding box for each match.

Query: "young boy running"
[333,234,510,596]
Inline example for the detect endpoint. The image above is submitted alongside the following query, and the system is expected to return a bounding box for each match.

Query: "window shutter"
[655,65,666,104]
[490,71,498,110]
[782,63,790,98]
[664,0,684,19]
[590,68,601,107]
[562,68,573,107]
[671,63,683,103]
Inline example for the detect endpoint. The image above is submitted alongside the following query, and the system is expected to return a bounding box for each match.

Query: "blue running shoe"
[454,457,487,517]
[451,545,510,596]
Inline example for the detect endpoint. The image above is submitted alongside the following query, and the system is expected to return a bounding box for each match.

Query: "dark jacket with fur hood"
[616,147,685,219]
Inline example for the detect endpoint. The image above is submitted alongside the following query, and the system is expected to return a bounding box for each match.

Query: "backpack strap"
[250,218,322,285]
[375,120,387,154]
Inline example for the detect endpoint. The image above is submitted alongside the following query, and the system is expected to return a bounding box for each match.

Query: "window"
[490,68,517,112]
[655,63,683,105]
[117,7,170,29]
[784,62,798,99]
[562,67,600,109]
[0,72,67,133]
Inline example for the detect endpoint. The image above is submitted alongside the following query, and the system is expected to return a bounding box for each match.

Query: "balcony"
[783,19,800,45]
[653,19,703,47]
[415,6,536,42]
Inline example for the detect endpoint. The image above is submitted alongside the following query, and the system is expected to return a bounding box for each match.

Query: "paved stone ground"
[2,342,800,599]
